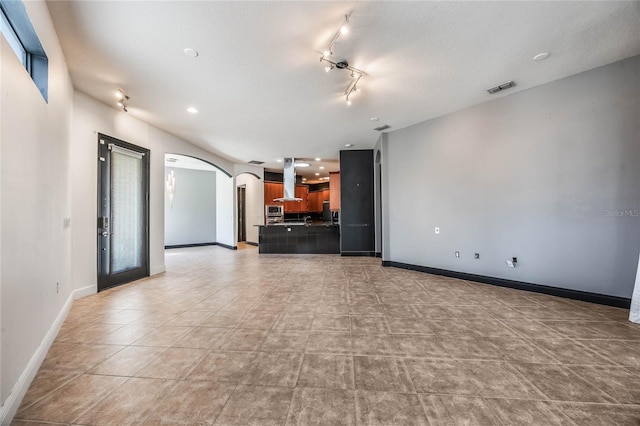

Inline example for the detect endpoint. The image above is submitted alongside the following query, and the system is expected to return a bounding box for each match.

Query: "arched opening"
[164,153,233,249]
[235,172,263,247]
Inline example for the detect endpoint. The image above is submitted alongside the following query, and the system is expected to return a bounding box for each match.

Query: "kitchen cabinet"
[264,182,282,205]
[264,182,311,212]
[329,172,340,211]
[308,189,329,212]
[286,185,309,212]
[340,150,374,255]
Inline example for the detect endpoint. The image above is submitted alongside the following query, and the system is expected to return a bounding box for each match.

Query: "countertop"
[256,222,339,227]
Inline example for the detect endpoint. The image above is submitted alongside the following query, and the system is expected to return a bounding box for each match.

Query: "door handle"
[101,231,109,237]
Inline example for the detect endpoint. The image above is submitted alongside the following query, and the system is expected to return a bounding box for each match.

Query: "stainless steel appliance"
[265,205,284,224]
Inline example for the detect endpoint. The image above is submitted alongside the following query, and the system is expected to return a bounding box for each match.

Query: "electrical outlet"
[435,227,440,234]
[475,253,480,259]
[455,251,460,258]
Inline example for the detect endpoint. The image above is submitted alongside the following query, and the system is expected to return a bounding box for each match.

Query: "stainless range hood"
[273,158,302,202]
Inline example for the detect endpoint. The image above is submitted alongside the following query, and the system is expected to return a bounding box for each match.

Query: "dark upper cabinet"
[340,150,375,254]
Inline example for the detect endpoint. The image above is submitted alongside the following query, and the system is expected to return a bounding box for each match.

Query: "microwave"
[266,205,284,216]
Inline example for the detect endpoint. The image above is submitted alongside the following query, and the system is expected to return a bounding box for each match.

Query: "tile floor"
[13,245,640,425]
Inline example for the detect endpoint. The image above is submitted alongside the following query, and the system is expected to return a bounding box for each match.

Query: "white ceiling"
[47,1,640,178]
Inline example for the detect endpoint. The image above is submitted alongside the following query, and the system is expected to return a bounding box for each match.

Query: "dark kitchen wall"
[340,150,375,255]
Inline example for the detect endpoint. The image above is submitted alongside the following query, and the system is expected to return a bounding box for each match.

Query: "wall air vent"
[374,124,391,132]
[487,81,516,94]
[248,160,264,165]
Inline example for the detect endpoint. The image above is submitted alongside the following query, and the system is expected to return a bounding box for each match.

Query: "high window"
[0,0,48,102]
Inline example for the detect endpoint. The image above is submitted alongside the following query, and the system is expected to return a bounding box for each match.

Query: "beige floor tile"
[353,356,414,393]
[15,247,639,424]
[556,401,640,425]
[93,324,157,345]
[529,338,609,365]
[350,316,390,334]
[421,395,501,425]
[172,326,230,349]
[88,345,165,376]
[134,347,207,380]
[143,380,236,425]
[218,329,269,351]
[16,374,126,423]
[188,351,257,383]
[311,315,351,332]
[237,312,281,330]
[393,335,449,358]
[286,388,355,426]
[273,313,315,331]
[568,365,640,404]
[351,335,399,356]
[297,354,354,390]
[576,339,640,367]
[513,363,615,403]
[200,315,244,328]
[485,398,574,425]
[163,310,214,326]
[131,325,193,347]
[261,331,309,352]
[39,342,125,373]
[355,390,428,426]
[74,377,174,425]
[214,384,294,425]
[306,332,353,354]
[243,352,304,387]
[17,370,79,411]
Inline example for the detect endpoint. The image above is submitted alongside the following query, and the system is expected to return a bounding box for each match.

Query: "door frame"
[97,133,150,291]
[237,184,247,243]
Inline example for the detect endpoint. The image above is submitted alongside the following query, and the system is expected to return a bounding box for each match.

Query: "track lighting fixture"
[318,13,367,105]
[321,14,350,60]
[115,89,129,112]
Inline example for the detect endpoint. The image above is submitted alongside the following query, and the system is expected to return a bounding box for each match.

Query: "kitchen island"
[257,223,340,254]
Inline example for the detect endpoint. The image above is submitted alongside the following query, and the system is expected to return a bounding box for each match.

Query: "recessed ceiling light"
[319,166,325,170]
[184,48,199,57]
[295,162,310,168]
[315,173,320,176]
[370,117,379,121]
[345,144,354,147]
[276,159,282,163]
[315,157,321,161]
[533,52,550,61]
[187,107,198,114]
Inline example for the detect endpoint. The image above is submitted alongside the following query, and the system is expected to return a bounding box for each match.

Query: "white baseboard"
[0,293,74,426]
[150,264,166,276]
[73,285,96,300]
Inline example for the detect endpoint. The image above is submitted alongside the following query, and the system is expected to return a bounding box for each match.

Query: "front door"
[97,134,150,291]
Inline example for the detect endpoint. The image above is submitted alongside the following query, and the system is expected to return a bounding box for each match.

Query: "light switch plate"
[506,260,515,268]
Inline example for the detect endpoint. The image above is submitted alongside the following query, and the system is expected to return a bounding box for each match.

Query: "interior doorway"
[237,185,247,242]
[97,134,150,291]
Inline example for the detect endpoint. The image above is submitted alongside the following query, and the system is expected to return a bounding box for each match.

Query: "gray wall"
[165,167,216,246]
[383,55,640,298]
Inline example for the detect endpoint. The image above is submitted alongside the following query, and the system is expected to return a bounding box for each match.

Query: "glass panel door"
[97,134,149,291]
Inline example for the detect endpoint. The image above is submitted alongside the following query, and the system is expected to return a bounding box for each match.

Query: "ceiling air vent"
[374,124,391,132]
[248,160,264,165]
[487,81,515,94]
